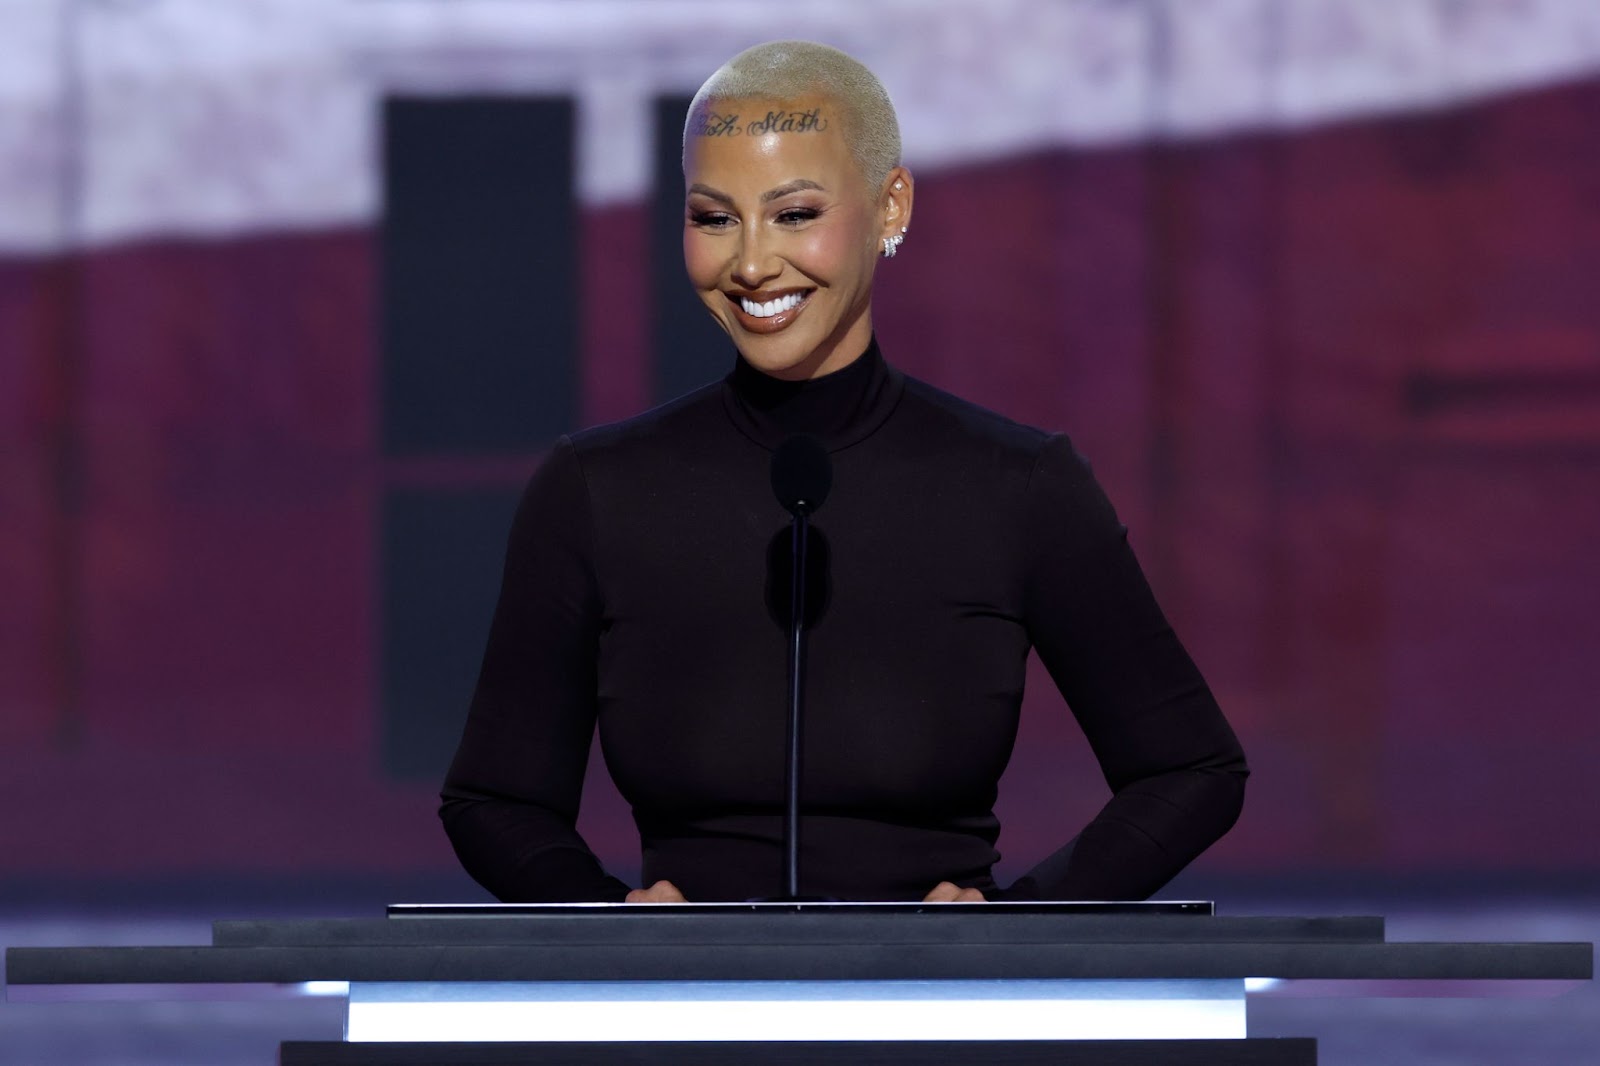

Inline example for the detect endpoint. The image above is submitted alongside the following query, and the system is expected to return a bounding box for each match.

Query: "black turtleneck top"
[440,337,1248,902]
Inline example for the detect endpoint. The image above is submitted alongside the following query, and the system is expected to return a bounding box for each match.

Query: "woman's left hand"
[922,881,986,902]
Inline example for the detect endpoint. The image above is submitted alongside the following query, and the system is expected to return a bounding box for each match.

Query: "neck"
[722,333,904,452]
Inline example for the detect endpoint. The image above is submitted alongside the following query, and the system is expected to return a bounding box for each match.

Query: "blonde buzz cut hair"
[683,40,903,192]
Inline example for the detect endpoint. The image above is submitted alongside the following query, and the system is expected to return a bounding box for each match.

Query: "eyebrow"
[687,179,827,206]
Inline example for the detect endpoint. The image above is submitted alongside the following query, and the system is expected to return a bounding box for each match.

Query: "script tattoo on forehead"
[698,111,742,137]
[695,107,830,138]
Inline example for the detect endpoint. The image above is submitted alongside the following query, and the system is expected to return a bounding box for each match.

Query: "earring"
[882,233,904,258]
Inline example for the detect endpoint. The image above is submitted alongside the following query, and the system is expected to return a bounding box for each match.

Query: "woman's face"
[683,94,910,381]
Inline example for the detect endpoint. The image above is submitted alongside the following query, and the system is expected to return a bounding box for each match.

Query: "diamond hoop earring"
[882,233,904,258]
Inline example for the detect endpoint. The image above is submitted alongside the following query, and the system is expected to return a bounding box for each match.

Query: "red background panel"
[1,79,1597,885]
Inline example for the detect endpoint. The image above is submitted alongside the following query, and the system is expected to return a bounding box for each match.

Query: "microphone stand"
[782,504,811,901]
[763,432,833,903]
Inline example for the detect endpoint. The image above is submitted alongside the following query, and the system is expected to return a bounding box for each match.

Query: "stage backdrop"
[2,0,1598,896]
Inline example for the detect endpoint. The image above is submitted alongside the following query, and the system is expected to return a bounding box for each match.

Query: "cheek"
[792,222,862,280]
[682,230,724,291]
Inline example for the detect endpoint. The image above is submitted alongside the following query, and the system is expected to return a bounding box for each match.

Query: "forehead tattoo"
[682,41,902,190]
[695,106,830,138]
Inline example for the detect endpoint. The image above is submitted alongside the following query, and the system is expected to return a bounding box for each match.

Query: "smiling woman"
[439,40,1249,907]
[681,73,909,379]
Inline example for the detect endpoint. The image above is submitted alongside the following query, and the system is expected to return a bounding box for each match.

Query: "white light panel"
[346,978,1245,1042]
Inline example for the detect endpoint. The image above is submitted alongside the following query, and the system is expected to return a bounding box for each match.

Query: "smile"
[726,288,815,332]
[741,291,807,318]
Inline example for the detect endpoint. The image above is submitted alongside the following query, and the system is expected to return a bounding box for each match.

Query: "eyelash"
[689,207,821,229]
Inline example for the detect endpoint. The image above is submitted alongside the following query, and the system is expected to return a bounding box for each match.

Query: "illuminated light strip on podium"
[344,979,1245,1042]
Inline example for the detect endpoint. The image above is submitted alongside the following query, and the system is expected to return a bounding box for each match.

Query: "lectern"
[4,900,1591,1065]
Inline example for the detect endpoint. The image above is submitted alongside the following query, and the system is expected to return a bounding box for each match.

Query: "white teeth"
[740,292,807,318]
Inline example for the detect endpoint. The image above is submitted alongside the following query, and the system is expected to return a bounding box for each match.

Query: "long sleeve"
[438,435,631,902]
[1005,433,1248,901]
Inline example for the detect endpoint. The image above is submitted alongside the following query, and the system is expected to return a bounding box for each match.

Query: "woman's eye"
[689,211,733,228]
[776,208,819,224]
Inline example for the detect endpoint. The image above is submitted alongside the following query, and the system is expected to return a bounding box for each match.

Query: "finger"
[922,881,961,902]
[624,880,683,903]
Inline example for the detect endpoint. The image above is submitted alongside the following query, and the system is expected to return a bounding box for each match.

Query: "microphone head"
[770,433,832,516]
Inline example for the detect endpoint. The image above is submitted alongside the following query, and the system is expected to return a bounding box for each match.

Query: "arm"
[1002,434,1248,901]
[438,435,631,902]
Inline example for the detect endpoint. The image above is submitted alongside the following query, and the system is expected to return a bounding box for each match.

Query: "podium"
[4,900,1591,1065]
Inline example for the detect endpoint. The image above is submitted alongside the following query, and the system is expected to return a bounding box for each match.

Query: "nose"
[732,227,781,289]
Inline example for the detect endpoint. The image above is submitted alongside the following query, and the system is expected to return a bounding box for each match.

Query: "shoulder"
[894,374,1084,488]
[565,381,725,460]
[541,382,732,512]
[510,384,723,515]
[893,375,1115,526]
[898,375,1049,451]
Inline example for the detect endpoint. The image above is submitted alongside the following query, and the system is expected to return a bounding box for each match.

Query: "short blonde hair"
[683,40,902,192]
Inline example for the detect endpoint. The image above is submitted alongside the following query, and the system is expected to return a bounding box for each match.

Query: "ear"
[878,166,913,242]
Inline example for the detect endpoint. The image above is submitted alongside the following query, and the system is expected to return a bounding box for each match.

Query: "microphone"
[771,433,831,516]
[768,434,832,901]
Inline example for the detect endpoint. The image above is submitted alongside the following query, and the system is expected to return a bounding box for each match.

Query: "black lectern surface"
[9,910,1586,983]
[387,900,1213,917]
[4,904,1591,1066]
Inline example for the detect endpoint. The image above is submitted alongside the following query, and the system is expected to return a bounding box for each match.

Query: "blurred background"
[2,0,1598,1062]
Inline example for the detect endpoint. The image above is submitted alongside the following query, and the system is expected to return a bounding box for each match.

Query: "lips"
[726,287,815,334]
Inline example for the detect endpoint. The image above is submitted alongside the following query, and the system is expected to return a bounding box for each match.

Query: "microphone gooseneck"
[771,433,832,517]
[769,433,832,901]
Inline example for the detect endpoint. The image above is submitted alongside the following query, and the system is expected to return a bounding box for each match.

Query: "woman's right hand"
[625,879,689,903]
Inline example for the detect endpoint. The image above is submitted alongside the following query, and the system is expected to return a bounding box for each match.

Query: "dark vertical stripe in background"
[653,95,731,404]
[381,489,523,781]
[382,96,577,454]
[380,96,577,779]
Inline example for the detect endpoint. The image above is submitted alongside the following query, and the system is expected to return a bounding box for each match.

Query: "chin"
[710,313,823,377]
[733,335,821,378]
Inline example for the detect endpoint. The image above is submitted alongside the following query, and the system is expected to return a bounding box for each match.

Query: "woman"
[440,40,1247,904]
